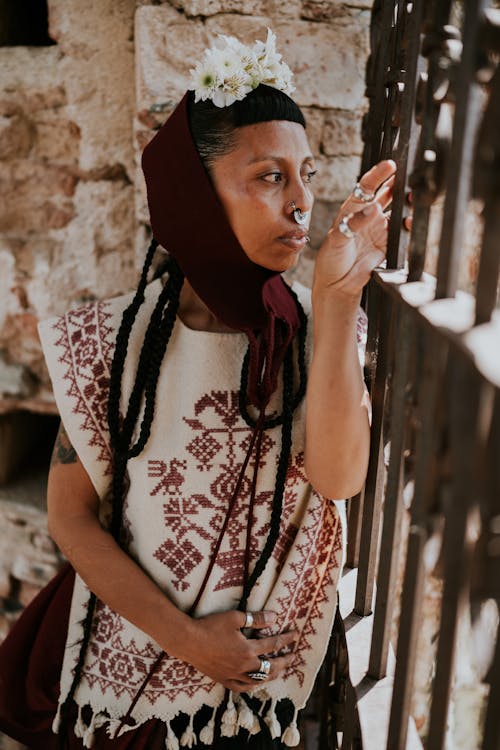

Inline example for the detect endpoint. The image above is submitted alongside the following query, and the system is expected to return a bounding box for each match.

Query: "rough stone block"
[34,117,81,164]
[0,114,34,160]
[313,154,361,201]
[135,8,369,110]
[301,0,373,22]
[322,108,365,156]
[301,107,324,156]
[47,0,136,177]
[0,359,35,401]
[204,15,370,109]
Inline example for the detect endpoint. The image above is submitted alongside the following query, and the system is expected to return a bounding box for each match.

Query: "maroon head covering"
[141,92,301,411]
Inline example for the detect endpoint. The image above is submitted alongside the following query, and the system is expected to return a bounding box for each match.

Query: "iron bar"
[436,0,488,299]
[368,310,416,679]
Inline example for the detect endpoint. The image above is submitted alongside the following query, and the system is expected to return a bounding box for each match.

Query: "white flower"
[189,28,295,108]
[189,59,220,102]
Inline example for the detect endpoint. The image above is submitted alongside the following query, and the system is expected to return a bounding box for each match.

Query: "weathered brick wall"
[0,0,370,410]
[0,0,137,409]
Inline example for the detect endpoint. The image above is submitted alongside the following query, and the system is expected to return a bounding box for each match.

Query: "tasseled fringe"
[73,708,114,748]
[264,697,281,739]
[199,707,216,745]
[52,704,62,734]
[74,706,86,743]
[220,691,238,737]
[51,696,302,747]
[180,713,196,748]
[282,708,301,747]
[236,699,261,735]
[165,719,180,750]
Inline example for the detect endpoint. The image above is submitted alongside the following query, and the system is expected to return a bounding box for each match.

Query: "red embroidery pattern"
[80,386,342,701]
[86,600,214,701]
[52,301,115,475]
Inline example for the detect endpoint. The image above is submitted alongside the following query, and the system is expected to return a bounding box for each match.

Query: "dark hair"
[57,84,308,743]
[188,83,306,171]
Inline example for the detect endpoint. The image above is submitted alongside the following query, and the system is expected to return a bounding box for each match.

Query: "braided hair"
[57,84,308,743]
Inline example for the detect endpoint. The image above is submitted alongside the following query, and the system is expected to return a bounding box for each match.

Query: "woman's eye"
[262,172,283,183]
[303,170,318,184]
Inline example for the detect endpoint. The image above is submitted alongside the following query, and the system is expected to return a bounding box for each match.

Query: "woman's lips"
[278,230,309,250]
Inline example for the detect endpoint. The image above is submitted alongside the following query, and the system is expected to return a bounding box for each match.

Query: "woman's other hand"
[314,159,397,300]
[177,610,297,693]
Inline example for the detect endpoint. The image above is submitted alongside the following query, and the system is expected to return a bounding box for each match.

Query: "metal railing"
[317,0,500,747]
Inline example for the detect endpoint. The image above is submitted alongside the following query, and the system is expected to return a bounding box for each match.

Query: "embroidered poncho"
[38,278,367,748]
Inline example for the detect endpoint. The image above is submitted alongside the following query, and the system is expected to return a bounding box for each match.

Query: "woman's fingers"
[352,159,396,203]
[239,610,277,630]
[253,629,297,655]
[228,653,296,693]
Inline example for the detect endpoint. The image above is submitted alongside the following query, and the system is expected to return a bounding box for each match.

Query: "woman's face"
[209,120,316,272]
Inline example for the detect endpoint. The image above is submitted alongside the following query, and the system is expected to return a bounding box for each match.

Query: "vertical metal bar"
[472,58,500,324]
[387,327,448,750]
[386,0,425,269]
[474,198,500,325]
[407,0,455,282]
[355,286,393,615]
[426,357,481,749]
[435,0,487,299]
[481,390,500,749]
[346,490,364,569]
[361,0,399,175]
[368,309,415,678]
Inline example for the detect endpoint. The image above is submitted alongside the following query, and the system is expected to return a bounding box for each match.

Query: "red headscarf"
[141,91,301,411]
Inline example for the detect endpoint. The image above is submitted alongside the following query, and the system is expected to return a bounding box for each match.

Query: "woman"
[0,30,395,749]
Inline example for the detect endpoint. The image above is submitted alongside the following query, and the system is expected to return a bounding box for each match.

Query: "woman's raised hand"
[313,159,397,300]
[177,609,297,693]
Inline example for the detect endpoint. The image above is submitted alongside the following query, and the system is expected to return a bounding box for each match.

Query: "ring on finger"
[248,671,268,681]
[353,182,376,202]
[260,658,271,675]
[339,215,356,240]
[243,612,254,629]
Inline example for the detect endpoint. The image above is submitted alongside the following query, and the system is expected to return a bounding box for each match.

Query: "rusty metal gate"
[312,0,500,748]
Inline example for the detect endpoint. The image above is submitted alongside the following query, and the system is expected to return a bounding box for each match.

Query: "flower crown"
[189,28,295,108]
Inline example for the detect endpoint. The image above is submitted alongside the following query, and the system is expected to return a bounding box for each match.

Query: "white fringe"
[52,704,62,734]
[199,706,216,745]
[237,700,255,731]
[180,713,196,748]
[264,697,281,739]
[220,692,238,737]
[282,708,301,747]
[165,718,180,750]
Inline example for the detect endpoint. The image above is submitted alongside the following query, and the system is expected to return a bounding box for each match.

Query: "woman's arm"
[305,291,370,499]
[47,423,296,692]
[304,159,395,498]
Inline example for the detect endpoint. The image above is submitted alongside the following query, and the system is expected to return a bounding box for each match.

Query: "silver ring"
[289,200,310,227]
[243,612,254,629]
[260,659,271,675]
[338,215,356,240]
[353,182,375,202]
[248,671,268,681]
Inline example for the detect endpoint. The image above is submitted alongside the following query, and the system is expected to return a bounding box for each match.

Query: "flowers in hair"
[189,28,295,108]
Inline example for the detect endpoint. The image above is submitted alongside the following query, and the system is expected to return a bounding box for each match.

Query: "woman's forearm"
[305,288,370,499]
[48,495,196,660]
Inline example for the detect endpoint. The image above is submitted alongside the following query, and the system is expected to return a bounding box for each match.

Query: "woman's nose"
[287,178,314,215]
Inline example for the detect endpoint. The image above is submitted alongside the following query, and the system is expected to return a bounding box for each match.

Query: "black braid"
[238,342,295,611]
[57,592,97,746]
[57,249,184,744]
[239,291,307,429]
[108,238,158,447]
[109,258,184,535]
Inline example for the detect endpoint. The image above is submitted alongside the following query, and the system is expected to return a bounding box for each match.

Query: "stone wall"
[0,0,370,413]
[0,0,138,412]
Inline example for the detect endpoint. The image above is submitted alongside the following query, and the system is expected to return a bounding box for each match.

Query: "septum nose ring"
[289,201,310,227]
